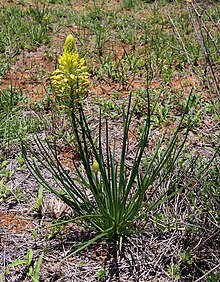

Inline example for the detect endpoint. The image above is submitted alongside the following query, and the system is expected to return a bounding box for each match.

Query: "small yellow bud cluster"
[51,35,90,109]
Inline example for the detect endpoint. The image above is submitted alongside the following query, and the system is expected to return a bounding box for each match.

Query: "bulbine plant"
[21,35,192,253]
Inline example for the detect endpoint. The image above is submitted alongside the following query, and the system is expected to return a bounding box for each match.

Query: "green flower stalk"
[51,34,90,108]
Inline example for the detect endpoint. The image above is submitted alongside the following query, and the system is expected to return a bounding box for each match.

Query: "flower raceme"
[51,35,90,108]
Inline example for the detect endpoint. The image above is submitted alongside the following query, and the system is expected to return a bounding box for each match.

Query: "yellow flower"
[51,34,90,108]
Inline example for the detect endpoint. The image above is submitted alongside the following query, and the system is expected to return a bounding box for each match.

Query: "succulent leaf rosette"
[51,35,90,109]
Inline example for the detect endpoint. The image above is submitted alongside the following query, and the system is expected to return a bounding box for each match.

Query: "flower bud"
[92,160,100,174]
[64,34,76,54]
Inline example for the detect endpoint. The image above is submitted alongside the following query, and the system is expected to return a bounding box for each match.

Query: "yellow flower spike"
[92,160,100,174]
[51,34,91,109]
[64,34,76,53]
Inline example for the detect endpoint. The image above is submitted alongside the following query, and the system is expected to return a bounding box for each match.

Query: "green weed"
[167,262,181,280]
[95,267,108,281]
[35,185,44,213]
[6,249,44,282]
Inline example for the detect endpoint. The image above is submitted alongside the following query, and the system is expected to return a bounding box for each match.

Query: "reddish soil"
[1,48,55,102]
[0,211,32,232]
